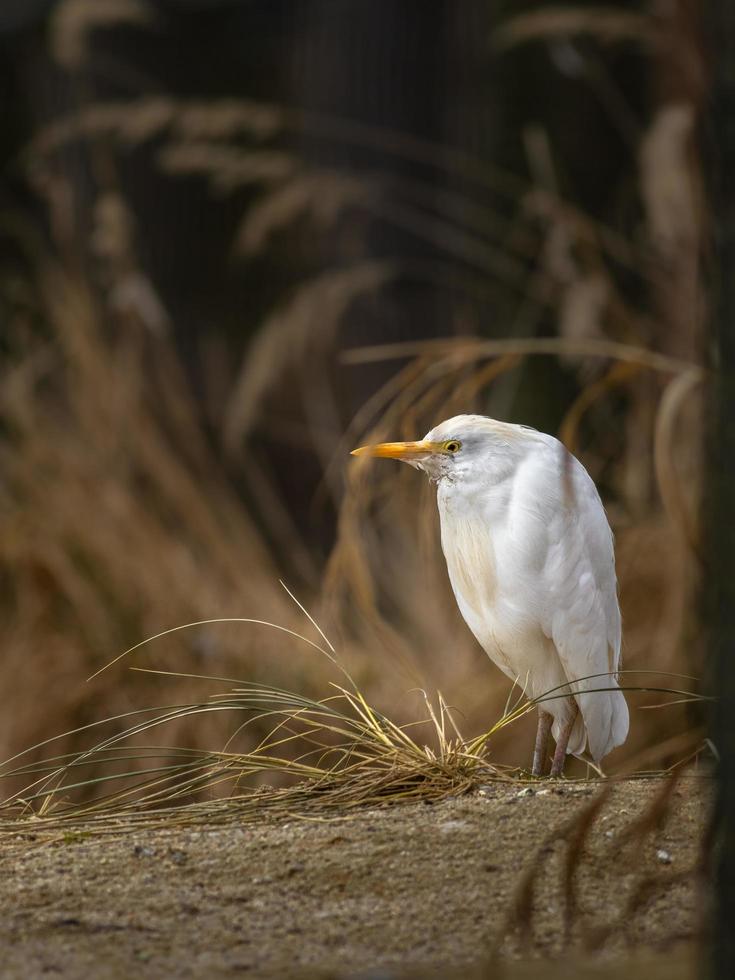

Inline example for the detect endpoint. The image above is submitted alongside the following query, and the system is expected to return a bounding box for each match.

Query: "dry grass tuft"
[224,261,396,451]
[50,0,155,71]
[0,625,521,838]
[235,169,377,257]
[491,7,659,53]
[157,143,296,193]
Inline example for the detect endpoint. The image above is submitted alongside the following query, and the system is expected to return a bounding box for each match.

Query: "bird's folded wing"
[539,492,627,762]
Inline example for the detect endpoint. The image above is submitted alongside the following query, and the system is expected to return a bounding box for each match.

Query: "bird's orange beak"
[350,440,440,459]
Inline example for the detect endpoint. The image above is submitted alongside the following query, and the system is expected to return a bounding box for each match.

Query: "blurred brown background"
[0,0,707,784]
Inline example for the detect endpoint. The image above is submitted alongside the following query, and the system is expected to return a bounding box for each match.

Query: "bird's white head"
[351,414,535,485]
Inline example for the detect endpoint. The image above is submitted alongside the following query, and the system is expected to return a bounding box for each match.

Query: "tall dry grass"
[0,0,707,802]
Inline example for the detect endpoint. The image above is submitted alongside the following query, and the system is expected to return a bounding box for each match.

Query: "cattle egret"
[351,414,628,776]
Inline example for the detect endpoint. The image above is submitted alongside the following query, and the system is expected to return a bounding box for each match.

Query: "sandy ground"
[0,777,709,979]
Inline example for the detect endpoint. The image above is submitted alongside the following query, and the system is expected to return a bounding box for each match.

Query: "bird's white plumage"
[421,415,628,764]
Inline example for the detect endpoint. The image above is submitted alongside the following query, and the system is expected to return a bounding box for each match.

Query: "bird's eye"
[443,440,461,454]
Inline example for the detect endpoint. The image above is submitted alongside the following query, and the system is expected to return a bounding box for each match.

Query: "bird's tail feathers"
[575,684,629,762]
[566,709,587,757]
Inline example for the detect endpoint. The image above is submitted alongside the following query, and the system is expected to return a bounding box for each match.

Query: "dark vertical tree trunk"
[707,4,735,976]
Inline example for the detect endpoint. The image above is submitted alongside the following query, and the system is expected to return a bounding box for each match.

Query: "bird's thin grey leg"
[532,709,553,776]
[550,702,580,777]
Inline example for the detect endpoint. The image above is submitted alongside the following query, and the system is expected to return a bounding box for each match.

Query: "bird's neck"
[435,462,515,524]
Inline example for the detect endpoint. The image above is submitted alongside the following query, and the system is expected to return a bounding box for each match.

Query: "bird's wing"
[534,454,627,761]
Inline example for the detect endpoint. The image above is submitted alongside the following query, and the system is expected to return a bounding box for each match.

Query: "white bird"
[351,414,629,776]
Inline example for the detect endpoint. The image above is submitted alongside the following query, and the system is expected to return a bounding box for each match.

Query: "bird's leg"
[550,702,580,777]
[531,709,553,776]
